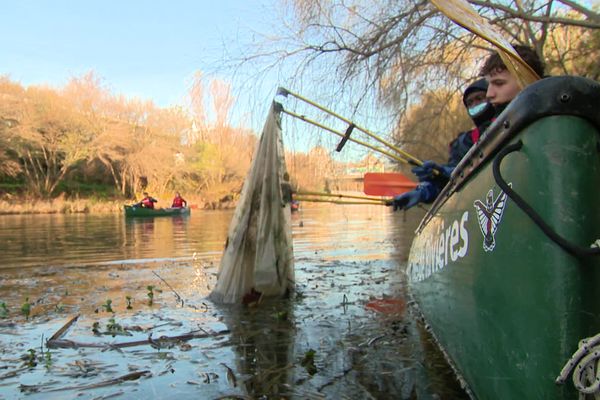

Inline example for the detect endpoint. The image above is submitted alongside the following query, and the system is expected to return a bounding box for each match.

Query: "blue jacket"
[416,128,478,203]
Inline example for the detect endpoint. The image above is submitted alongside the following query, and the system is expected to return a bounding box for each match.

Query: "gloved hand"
[387,182,438,211]
[389,188,423,211]
[412,160,453,182]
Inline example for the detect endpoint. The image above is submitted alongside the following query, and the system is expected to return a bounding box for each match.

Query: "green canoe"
[124,205,191,217]
[407,76,600,399]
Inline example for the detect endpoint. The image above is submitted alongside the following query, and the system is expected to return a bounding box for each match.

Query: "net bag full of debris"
[209,102,295,304]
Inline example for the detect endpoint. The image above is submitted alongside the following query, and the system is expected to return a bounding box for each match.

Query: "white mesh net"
[209,102,295,304]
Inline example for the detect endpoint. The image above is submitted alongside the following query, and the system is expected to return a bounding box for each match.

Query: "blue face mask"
[468,102,490,117]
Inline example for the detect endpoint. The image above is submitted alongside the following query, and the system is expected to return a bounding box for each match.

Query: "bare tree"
[210,80,235,130]
[0,77,24,177]
[186,71,206,144]
[2,86,95,196]
[238,0,600,165]
[0,72,264,201]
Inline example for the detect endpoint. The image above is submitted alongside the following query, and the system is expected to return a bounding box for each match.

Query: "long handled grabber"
[293,197,389,206]
[293,190,428,210]
[296,191,390,202]
[294,191,390,206]
[279,107,414,166]
[277,88,427,167]
[294,175,417,206]
[276,87,442,177]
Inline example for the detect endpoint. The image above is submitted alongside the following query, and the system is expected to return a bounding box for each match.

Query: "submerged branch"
[152,271,185,306]
[46,329,230,349]
[48,314,80,342]
[20,370,151,393]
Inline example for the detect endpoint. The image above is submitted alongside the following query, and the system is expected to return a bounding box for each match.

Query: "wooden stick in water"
[46,329,230,349]
[48,314,80,342]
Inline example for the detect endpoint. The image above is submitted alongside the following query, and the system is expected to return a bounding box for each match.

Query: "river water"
[0,205,468,399]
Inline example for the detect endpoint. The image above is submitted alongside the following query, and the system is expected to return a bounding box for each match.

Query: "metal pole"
[278,87,425,166]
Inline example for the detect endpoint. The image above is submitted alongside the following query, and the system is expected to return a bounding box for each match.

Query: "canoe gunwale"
[416,76,600,234]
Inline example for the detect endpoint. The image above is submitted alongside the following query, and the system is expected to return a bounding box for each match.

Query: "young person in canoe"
[389,79,495,210]
[137,192,158,209]
[391,45,545,211]
[171,192,187,208]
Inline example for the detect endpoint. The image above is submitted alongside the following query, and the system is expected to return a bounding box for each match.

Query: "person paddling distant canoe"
[136,192,158,209]
[171,192,187,208]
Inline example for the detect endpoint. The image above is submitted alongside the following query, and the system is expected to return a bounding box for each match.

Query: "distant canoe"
[124,205,191,217]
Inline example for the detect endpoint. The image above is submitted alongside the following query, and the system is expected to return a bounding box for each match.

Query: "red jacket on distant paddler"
[139,192,157,209]
[171,192,187,208]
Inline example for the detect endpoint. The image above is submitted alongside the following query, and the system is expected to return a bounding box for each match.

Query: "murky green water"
[0,205,468,399]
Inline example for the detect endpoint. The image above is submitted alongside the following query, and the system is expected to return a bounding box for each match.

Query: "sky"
[0,0,286,128]
[0,1,395,161]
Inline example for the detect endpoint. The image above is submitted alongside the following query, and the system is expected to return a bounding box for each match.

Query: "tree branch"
[556,0,600,21]
[469,0,600,29]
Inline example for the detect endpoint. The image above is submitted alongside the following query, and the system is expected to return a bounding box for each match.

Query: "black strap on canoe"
[493,140,600,258]
[336,123,355,152]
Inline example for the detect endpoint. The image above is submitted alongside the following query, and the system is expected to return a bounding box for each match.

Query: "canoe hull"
[124,206,191,217]
[407,77,600,399]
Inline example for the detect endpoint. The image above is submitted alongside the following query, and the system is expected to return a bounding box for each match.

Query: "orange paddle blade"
[363,172,417,197]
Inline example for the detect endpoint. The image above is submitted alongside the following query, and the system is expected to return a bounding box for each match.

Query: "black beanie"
[462,78,488,106]
[462,78,495,129]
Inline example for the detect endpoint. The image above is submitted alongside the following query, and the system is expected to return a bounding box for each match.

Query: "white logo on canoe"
[473,185,510,252]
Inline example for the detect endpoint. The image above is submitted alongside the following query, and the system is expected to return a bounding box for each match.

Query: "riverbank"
[0,195,237,215]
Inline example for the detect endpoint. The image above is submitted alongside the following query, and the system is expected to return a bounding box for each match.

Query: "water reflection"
[127,216,155,237]
[0,212,228,269]
[0,213,124,269]
[217,301,296,397]
[0,205,468,399]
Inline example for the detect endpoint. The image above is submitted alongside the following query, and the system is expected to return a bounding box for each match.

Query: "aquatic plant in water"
[24,349,37,368]
[301,349,317,375]
[102,299,114,313]
[272,311,288,321]
[21,298,31,320]
[92,322,101,335]
[44,350,52,370]
[106,318,124,336]
[147,286,155,306]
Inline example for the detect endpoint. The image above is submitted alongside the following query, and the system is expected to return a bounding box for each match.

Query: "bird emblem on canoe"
[473,184,511,252]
